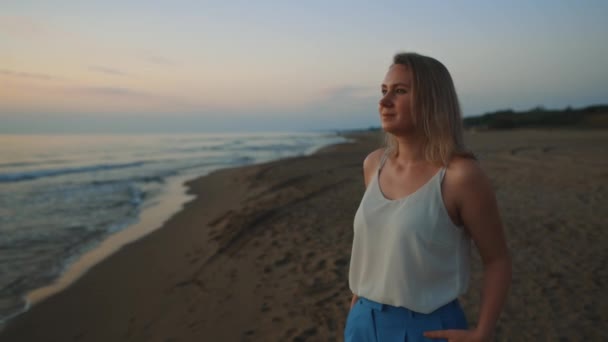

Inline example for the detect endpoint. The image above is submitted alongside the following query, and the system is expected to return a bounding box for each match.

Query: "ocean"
[0,131,347,324]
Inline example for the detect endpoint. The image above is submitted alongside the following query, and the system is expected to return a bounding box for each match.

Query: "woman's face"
[379,64,415,135]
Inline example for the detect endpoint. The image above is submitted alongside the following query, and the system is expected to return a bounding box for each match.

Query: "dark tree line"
[463,105,608,130]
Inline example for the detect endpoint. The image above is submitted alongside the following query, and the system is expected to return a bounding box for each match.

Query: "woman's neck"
[393,135,427,165]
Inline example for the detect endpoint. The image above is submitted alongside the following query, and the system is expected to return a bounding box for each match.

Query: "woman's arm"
[458,161,511,339]
[426,159,512,341]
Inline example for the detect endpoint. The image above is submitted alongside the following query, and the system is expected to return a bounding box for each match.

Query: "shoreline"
[0,173,201,333]
[24,174,197,309]
[0,132,350,329]
[0,173,199,330]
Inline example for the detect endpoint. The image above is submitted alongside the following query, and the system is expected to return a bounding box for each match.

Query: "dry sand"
[1,129,607,341]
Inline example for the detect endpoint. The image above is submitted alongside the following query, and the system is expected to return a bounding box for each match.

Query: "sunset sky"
[2,1,607,133]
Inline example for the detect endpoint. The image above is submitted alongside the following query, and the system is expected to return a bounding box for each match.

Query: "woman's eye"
[381,89,387,95]
[395,88,407,94]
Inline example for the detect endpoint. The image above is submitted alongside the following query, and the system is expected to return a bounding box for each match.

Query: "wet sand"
[1,129,607,341]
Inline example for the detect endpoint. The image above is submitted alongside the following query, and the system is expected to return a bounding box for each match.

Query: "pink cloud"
[0,69,65,81]
[88,66,130,77]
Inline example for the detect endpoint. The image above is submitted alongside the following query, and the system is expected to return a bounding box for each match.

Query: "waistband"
[357,297,460,318]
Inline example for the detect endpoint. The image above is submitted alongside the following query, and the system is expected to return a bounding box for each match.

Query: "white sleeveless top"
[348,154,471,314]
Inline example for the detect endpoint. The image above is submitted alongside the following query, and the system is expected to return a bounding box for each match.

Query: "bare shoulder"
[446,156,486,183]
[445,156,495,201]
[362,148,385,187]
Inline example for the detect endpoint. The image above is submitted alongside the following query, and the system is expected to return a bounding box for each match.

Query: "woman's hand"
[349,294,359,309]
[423,328,491,341]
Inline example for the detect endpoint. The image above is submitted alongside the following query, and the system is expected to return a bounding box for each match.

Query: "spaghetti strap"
[439,167,447,182]
[378,149,389,172]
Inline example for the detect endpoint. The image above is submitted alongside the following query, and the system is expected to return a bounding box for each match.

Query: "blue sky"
[1,1,607,133]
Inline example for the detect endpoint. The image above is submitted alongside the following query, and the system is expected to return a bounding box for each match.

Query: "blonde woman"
[345,53,511,341]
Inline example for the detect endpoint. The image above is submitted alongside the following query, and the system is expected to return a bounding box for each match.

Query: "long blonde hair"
[385,52,474,165]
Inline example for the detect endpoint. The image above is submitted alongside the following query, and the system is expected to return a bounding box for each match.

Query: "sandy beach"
[1,129,607,341]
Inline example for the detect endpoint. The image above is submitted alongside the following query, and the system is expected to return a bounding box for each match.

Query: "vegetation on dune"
[463,105,608,130]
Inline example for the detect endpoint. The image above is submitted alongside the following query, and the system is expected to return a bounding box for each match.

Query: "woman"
[345,52,511,341]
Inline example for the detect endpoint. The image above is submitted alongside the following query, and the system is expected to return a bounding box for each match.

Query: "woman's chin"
[381,122,400,134]
[381,122,414,136]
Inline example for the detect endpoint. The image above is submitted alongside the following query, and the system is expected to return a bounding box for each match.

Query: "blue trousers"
[344,297,468,342]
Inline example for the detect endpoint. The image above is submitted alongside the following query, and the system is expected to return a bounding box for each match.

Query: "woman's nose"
[379,94,393,108]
